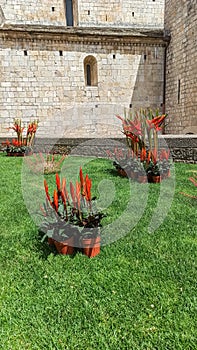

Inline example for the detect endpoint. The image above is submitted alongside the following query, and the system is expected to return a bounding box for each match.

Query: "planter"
[129,171,136,180]
[81,236,101,258]
[54,236,75,255]
[152,175,161,183]
[117,168,127,177]
[147,173,153,183]
[48,237,55,246]
[6,152,25,157]
[137,175,147,183]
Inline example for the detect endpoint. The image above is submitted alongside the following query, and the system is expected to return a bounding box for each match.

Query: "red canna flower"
[85,174,92,202]
[79,167,84,190]
[146,115,166,131]
[140,148,146,162]
[62,178,66,193]
[56,173,61,192]
[53,190,59,212]
[44,179,53,206]
[76,180,81,210]
[151,149,158,165]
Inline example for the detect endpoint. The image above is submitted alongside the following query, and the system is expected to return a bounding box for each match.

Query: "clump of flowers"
[2,118,39,155]
[39,168,105,243]
[26,153,67,174]
[115,109,171,182]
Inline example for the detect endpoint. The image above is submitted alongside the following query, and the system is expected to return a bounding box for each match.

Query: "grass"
[0,153,196,349]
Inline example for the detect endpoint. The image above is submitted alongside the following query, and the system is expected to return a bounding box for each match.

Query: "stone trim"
[0,24,170,49]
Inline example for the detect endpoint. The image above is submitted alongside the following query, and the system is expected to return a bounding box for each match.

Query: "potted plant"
[2,118,38,156]
[115,109,170,183]
[39,168,105,257]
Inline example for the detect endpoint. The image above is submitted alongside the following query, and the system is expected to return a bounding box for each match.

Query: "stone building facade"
[0,0,167,139]
[0,0,196,139]
[164,0,197,134]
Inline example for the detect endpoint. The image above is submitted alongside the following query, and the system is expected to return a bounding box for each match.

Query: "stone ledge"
[0,135,196,163]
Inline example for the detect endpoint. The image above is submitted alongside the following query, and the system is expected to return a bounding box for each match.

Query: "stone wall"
[1,135,196,163]
[78,0,164,29]
[164,0,197,134]
[0,26,166,139]
[1,0,164,28]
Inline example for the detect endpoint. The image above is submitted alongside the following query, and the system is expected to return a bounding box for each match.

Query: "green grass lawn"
[0,154,196,349]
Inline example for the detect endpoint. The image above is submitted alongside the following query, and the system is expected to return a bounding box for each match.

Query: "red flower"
[140,148,146,162]
[53,190,59,212]
[116,115,142,137]
[146,115,166,131]
[85,174,92,202]
[79,167,84,192]
[44,179,52,206]
[56,173,61,192]
[151,149,158,164]
[76,181,81,210]
[2,139,10,146]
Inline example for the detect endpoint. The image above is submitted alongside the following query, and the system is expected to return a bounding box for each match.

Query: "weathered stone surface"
[1,135,196,163]
[165,0,197,134]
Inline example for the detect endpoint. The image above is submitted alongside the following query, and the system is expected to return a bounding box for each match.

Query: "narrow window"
[84,56,98,86]
[24,50,28,56]
[178,79,181,104]
[65,0,73,26]
[87,64,91,86]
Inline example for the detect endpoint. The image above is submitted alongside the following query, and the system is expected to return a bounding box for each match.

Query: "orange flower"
[140,148,146,162]
[146,150,151,164]
[151,149,158,165]
[56,173,61,192]
[76,180,81,210]
[85,174,92,202]
[146,115,166,131]
[53,189,58,212]
[79,167,85,193]
[44,179,52,206]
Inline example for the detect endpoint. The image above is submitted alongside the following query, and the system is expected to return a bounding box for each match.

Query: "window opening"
[87,64,91,86]
[84,56,98,87]
[65,0,73,26]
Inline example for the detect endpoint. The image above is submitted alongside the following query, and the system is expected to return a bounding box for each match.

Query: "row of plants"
[2,118,39,156]
[107,109,172,183]
[39,168,105,258]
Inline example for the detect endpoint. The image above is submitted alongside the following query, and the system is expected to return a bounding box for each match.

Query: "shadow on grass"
[35,232,79,260]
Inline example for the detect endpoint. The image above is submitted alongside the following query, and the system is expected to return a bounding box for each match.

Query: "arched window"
[84,56,98,86]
